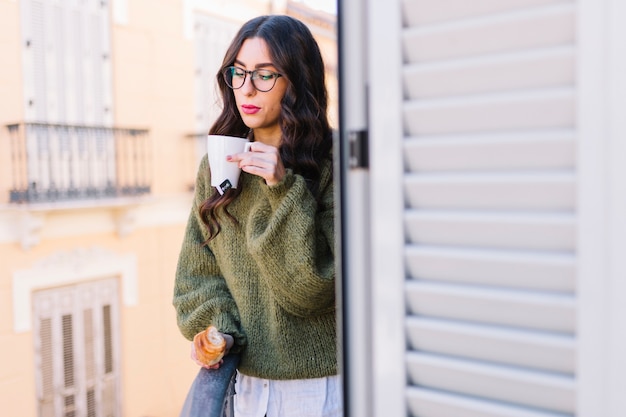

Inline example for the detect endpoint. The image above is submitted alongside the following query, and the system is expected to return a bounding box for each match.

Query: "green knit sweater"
[173,155,336,380]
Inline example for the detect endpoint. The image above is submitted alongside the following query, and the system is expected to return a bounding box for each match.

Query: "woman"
[173,15,339,417]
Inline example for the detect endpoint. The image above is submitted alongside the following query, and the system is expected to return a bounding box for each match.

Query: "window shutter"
[399,1,577,416]
[191,14,239,167]
[28,0,48,122]
[20,0,116,196]
[33,278,121,417]
[193,14,238,134]
[21,0,113,125]
[38,317,54,417]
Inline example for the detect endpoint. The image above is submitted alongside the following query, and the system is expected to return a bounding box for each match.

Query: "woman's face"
[233,37,287,145]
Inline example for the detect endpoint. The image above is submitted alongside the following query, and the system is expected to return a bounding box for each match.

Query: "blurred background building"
[0,1,336,416]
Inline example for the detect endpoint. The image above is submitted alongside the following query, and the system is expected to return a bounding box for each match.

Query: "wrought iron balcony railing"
[6,122,151,204]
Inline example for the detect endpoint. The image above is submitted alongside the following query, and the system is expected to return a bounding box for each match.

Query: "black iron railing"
[7,122,151,204]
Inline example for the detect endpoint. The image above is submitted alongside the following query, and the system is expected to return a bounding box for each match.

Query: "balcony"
[6,122,151,204]
[3,122,152,249]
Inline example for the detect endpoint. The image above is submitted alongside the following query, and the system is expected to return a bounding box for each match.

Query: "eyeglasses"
[223,66,283,92]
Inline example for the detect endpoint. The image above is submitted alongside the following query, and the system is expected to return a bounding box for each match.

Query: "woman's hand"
[190,333,234,369]
[227,142,285,186]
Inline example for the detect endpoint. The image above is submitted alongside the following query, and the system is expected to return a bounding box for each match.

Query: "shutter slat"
[402,0,568,27]
[406,317,575,373]
[404,46,575,99]
[407,386,570,417]
[405,172,575,211]
[405,245,575,292]
[403,4,575,63]
[406,281,575,332]
[405,211,575,251]
[403,87,575,135]
[404,129,575,172]
[407,352,575,414]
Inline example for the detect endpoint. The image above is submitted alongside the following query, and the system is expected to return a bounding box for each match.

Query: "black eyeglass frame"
[222,66,283,92]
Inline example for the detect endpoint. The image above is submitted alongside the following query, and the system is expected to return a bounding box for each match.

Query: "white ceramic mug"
[206,135,251,194]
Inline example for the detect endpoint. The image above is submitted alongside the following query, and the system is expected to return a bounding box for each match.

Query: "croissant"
[193,326,226,366]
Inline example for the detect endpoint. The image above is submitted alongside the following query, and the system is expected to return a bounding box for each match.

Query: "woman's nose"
[241,74,256,95]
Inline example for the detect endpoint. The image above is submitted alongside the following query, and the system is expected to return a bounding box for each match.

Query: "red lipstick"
[241,104,260,115]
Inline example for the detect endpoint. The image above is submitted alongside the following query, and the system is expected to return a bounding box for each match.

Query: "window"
[33,278,121,417]
[193,14,238,136]
[12,0,150,204]
[187,14,239,173]
[21,0,112,125]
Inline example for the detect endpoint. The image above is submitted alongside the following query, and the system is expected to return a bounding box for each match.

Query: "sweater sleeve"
[173,157,247,350]
[246,160,336,317]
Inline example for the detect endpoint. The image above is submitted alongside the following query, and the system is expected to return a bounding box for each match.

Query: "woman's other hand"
[227,142,285,186]
[190,333,234,369]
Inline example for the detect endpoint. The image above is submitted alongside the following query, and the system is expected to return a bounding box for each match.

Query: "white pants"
[233,372,342,417]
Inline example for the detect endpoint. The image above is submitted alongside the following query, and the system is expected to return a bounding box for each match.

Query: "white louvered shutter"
[21,0,112,125]
[194,14,238,132]
[33,278,121,417]
[398,1,577,416]
[346,0,581,416]
[20,0,114,194]
[192,14,239,165]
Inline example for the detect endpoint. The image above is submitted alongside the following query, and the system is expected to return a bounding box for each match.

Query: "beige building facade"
[0,1,336,416]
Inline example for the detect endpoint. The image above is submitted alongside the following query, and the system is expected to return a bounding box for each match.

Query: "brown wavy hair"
[200,15,333,241]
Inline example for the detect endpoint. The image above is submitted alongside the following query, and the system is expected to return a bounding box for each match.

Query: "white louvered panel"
[99,0,113,126]
[406,281,575,333]
[105,129,117,186]
[404,46,574,99]
[72,6,85,123]
[42,1,60,123]
[404,172,575,211]
[31,0,48,121]
[403,4,575,63]
[407,386,570,417]
[404,87,575,135]
[62,1,78,124]
[406,352,575,414]
[406,317,575,373]
[95,278,121,417]
[21,0,112,125]
[78,3,96,125]
[194,14,239,133]
[33,291,57,417]
[21,0,36,121]
[405,246,575,292]
[52,4,66,122]
[33,279,121,417]
[403,0,569,26]
[398,0,577,414]
[86,9,104,124]
[405,211,575,252]
[193,21,209,130]
[39,317,55,417]
[78,281,98,416]
[79,3,93,124]
[404,129,575,172]
[48,128,64,190]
